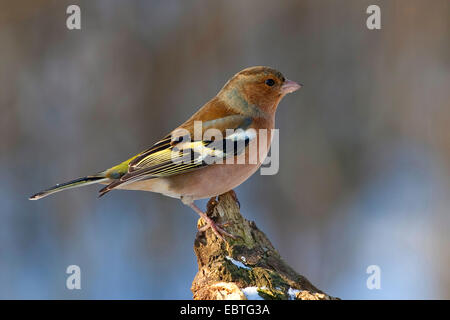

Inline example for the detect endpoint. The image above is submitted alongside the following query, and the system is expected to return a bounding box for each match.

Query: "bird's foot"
[186,198,236,241]
[198,216,236,241]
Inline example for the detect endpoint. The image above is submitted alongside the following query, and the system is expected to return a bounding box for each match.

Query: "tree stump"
[191,191,338,300]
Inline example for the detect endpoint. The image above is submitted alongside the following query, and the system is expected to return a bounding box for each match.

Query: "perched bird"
[29,66,301,240]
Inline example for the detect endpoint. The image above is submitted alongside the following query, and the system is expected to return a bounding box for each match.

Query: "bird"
[29,66,302,240]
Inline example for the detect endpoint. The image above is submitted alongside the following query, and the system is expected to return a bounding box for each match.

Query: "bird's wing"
[99,115,253,196]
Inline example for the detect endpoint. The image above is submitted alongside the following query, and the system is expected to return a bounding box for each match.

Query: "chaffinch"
[30,66,302,239]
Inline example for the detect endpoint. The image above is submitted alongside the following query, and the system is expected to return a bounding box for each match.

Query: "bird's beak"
[281,79,302,94]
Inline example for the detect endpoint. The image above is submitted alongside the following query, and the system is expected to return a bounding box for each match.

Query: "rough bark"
[191,191,338,300]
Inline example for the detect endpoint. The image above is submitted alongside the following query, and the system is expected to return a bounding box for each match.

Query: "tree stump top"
[191,191,337,300]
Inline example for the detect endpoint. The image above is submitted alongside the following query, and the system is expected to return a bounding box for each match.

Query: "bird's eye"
[265,79,275,86]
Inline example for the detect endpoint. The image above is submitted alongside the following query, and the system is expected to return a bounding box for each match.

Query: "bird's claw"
[198,219,236,240]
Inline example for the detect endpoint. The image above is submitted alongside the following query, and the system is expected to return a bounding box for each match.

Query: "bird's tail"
[29,174,108,200]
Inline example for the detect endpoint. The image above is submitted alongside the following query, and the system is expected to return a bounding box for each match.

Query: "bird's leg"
[182,196,235,240]
[200,196,235,231]
[190,203,236,240]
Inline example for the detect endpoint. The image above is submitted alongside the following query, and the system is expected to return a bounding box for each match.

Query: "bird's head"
[218,66,302,116]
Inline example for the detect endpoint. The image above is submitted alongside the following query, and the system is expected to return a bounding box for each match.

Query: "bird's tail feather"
[29,175,108,200]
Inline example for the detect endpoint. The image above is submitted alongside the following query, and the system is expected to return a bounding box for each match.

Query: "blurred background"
[0,0,449,299]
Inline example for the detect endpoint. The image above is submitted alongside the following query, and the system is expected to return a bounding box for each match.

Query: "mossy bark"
[191,191,338,300]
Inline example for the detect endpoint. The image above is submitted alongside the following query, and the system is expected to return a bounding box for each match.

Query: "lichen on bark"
[191,191,337,300]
